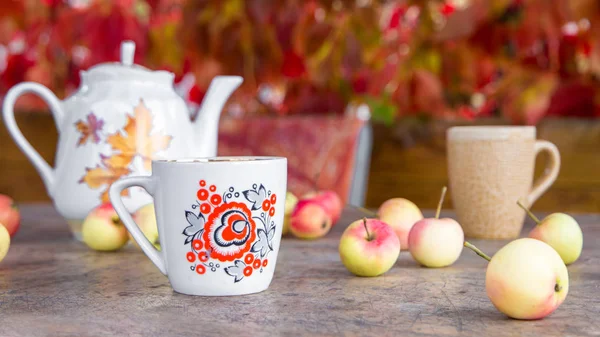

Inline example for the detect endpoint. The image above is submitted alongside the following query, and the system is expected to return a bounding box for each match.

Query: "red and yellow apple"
[303,190,343,225]
[407,187,463,268]
[132,203,160,249]
[290,199,332,239]
[82,203,129,251]
[408,218,464,268]
[339,218,400,277]
[0,224,10,262]
[378,198,423,250]
[469,238,569,320]
[0,194,21,237]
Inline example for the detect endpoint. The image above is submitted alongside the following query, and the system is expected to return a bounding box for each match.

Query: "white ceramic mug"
[109,157,287,296]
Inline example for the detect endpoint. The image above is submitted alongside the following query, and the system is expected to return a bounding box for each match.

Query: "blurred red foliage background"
[1,0,600,125]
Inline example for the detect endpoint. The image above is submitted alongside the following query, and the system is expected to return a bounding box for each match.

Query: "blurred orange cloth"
[218,116,365,203]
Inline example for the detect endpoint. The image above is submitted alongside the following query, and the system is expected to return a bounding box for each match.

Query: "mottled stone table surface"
[0,204,599,337]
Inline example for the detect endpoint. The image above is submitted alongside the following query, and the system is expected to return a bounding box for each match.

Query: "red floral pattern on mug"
[182,182,277,283]
[202,202,256,261]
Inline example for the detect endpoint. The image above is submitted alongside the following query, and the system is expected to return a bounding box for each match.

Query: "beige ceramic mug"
[447,126,560,239]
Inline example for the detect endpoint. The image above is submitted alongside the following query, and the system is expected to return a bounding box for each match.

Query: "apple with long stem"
[464,238,569,320]
[339,217,400,277]
[517,200,583,265]
[407,187,464,268]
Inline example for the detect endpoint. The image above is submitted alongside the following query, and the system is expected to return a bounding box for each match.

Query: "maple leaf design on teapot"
[77,100,173,202]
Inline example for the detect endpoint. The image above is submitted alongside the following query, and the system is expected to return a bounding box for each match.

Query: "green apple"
[132,203,160,249]
[82,203,129,251]
[282,192,298,236]
[0,224,10,262]
[518,201,583,265]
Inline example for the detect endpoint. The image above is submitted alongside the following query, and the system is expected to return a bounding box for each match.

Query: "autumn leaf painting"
[106,100,173,171]
[80,155,132,202]
[78,100,173,202]
[75,113,104,146]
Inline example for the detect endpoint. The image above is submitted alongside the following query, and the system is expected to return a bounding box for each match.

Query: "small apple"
[315,190,343,225]
[303,190,343,225]
[290,199,332,239]
[464,239,569,320]
[0,224,10,262]
[378,198,423,250]
[339,218,400,277]
[408,187,464,268]
[0,194,21,237]
[82,203,129,251]
[132,203,160,250]
[282,192,299,235]
[518,201,583,265]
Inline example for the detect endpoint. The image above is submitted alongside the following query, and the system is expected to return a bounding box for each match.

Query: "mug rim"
[447,126,535,141]
[153,156,286,164]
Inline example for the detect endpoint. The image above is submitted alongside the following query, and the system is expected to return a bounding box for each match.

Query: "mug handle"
[109,176,167,275]
[526,140,561,206]
[2,82,65,193]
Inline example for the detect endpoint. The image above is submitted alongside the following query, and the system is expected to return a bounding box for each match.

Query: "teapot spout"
[193,76,243,157]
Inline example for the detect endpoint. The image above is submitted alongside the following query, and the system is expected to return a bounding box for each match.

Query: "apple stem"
[516,200,540,224]
[435,186,447,219]
[363,218,373,241]
[348,204,377,217]
[464,241,491,262]
[111,216,121,226]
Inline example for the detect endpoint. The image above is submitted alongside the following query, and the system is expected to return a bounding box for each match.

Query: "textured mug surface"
[447,126,560,239]
[109,157,287,296]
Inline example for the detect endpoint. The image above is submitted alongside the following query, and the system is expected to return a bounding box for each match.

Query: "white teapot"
[2,41,242,238]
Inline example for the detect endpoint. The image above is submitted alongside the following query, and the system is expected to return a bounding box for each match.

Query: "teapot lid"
[80,41,174,85]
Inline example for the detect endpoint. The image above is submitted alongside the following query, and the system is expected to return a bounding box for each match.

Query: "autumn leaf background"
[77,100,173,202]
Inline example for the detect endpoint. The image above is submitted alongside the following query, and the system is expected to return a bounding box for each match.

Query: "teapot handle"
[2,82,64,193]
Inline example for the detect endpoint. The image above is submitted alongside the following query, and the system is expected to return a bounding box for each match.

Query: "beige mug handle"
[526,140,560,206]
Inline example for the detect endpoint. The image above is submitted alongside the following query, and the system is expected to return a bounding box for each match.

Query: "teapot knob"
[120,41,136,66]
